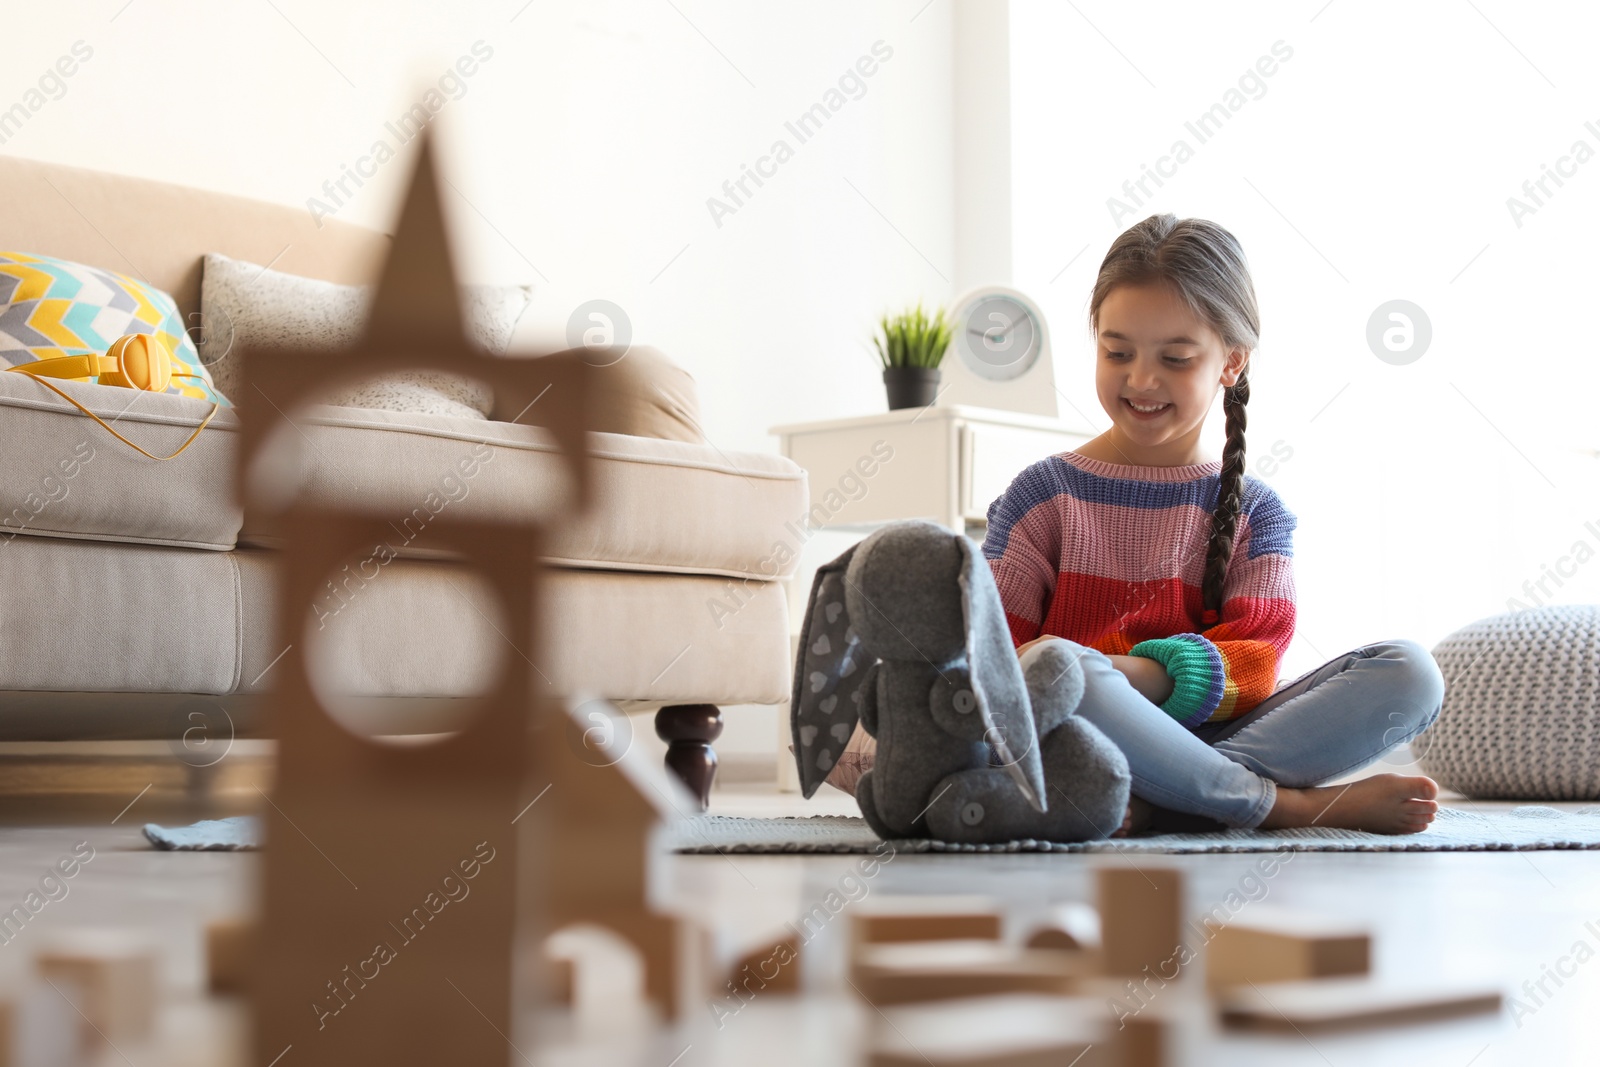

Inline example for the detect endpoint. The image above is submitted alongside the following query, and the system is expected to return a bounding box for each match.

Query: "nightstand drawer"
[783,418,954,529]
[772,405,1091,536]
[963,422,1088,523]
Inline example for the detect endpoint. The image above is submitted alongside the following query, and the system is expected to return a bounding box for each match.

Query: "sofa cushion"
[233,549,791,706]
[0,370,241,550]
[197,251,530,418]
[241,404,806,580]
[0,536,244,694]
[0,251,226,405]
[503,345,707,444]
[0,366,805,579]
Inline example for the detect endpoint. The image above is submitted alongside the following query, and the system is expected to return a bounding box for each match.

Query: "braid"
[1200,371,1249,626]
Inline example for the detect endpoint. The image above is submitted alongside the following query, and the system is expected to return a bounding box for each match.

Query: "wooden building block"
[1217,976,1502,1033]
[1023,902,1101,952]
[1096,867,1185,979]
[0,984,79,1067]
[1202,908,1369,989]
[543,954,574,1006]
[37,931,159,1042]
[1036,973,1205,1065]
[546,907,707,1023]
[534,701,708,1022]
[1119,1013,1166,1067]
[852,896,1002,950]
[866,994,1109,1067]
[1115,1003,1192,1067]
[0,1000,13,1067]
[726,934,801,996]
[851,940,1095,1007]
[206,918,257,996]
[542,927,626,1017]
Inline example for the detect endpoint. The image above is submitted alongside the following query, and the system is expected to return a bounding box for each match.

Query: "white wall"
[1011,0,1600,680]
[1,0,954,459]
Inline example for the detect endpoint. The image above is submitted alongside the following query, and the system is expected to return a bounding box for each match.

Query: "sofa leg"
[655,704,722,812]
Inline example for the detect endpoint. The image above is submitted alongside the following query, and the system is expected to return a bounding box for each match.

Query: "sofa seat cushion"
[242,404,806,580]
[1,366,805,580]
[0,370,241,550]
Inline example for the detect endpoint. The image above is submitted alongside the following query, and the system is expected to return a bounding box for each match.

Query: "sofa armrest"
[495,345,704,444]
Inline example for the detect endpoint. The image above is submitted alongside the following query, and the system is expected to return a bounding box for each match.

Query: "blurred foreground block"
[1203,908,1369,989]
[1097,867,1185,980]
[1218,977,1502,1032]
[726,933,801,995]
[851,940,1094,1007]
[37,930,159,1043]
[1022,902,1100,953]
[206,918,257,996]
[867,993,1110,1067]
[0,983,78,1067]
[851,896,1002,951]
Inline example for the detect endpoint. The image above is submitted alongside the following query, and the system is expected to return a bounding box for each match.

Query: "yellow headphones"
[7,334,221,460]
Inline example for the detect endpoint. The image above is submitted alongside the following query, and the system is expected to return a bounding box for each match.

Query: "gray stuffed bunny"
[924,639,1132,843]
[791,520,1131,844]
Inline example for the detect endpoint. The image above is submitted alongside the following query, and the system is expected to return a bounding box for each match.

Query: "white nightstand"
[769,404,1092,790]
[770,404,1093,538]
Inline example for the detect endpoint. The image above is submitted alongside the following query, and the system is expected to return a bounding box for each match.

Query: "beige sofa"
[0,155,805,806]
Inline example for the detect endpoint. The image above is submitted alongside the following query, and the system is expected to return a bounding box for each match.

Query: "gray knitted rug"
[668,805,1600,854]
[143,806,1600,854]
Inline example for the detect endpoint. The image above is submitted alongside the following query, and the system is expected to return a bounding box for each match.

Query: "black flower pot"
[883,366,941,410]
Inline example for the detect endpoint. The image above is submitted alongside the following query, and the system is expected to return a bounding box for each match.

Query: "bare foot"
[1259,774,1440,835]
[1109,795,1156,838]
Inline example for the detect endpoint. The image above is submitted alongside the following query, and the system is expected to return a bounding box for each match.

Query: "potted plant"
[873,302,953,410]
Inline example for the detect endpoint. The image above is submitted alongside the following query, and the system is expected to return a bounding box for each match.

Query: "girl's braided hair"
[1087,214,1259,627]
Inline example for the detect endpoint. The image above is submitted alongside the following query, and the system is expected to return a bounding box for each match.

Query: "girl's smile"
[1121,397,1173,418]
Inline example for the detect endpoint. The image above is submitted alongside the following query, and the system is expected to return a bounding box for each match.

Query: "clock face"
[954,293,1042,381]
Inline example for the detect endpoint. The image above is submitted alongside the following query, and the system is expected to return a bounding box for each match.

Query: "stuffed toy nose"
[101,333,173,392]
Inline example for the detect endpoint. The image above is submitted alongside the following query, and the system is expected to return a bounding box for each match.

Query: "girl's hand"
[1015,635,1057,658]
[1015,641,1174,705]
[1106,654,1175,705]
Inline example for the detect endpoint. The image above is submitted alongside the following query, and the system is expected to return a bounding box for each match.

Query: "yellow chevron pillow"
[0,251,228,405]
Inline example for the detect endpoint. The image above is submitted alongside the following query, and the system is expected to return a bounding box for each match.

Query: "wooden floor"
[0,765,1594,1065]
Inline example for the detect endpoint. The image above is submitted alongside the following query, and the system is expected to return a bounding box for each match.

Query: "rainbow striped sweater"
[982,451,1297,727]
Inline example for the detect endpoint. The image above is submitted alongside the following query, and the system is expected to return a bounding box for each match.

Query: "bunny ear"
[955,536,1048,813]
[791,543,874,798]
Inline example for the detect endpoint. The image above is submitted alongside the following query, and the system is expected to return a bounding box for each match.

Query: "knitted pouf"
[1416,605,1600,799]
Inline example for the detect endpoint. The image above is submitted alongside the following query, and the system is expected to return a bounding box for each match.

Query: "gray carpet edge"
[668,805,1600,854]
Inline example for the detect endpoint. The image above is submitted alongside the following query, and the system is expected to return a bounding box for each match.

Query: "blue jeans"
[1044,638,1446,829]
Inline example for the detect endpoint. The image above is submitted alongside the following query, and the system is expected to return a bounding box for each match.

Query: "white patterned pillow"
[197,252,532,419]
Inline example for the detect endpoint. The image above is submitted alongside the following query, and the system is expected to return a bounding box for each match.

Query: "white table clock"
[939,286,1059,417]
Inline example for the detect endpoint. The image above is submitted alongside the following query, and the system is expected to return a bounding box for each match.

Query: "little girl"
[827,213,1445,837]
